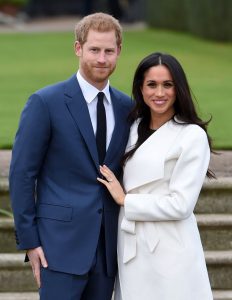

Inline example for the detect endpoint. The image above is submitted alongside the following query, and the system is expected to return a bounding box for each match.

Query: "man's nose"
[97,52,106,63]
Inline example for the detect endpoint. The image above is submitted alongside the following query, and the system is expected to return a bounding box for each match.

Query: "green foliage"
[146,0,187,31]
[0,0,28,5]
[185,0,232,41]
[146,0,232,41]
[0,30,232,149]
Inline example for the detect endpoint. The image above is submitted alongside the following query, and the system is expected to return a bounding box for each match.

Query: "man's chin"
[95,74,111,83]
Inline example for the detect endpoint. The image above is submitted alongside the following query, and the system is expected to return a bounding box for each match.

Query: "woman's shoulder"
[182,123,206,137]
[176,123,208,147]
[173,117,206,136]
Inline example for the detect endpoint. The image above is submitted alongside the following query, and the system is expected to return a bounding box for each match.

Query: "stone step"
[0,219,16,253]
[213,290,232,300]
[2,178,232,213]
[196,178,232,214]
[0,292,39,300]
[0,291,231,300]
[0,251,231,292]
[197,214,232,250]
[205,250,232,290]
[0,178,8,193]
[0,254,37,292]
[2,214,232,253]
[0,219,17,253]
[0,178,11,213]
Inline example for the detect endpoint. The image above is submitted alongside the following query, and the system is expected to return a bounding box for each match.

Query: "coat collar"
[123,118,183,192]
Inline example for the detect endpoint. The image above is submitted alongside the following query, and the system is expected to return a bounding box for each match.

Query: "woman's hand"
[97,165,125,206]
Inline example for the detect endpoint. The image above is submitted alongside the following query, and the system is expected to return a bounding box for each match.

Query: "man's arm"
[9,93,51,285]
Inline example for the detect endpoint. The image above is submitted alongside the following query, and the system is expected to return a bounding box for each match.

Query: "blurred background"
[0,0,145,24]
[0,0,231,40]
[0,0,232,149]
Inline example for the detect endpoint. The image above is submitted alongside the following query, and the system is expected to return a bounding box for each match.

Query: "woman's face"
[141,65,176,123]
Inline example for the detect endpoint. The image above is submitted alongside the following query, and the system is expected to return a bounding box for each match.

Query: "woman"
[97,52,214,299]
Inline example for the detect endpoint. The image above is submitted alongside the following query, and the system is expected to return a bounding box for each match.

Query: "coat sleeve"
[124,126,210,221]
[9,93,51,250]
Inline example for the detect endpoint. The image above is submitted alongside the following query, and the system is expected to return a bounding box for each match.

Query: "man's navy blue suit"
[9,74,132,297]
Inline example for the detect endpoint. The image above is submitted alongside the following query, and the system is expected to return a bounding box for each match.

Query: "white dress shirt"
[76,71,115,149]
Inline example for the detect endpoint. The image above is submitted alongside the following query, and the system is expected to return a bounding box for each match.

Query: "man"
[9,13,133,300]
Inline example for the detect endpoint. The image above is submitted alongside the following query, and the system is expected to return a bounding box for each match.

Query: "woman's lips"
[152,99,167,105]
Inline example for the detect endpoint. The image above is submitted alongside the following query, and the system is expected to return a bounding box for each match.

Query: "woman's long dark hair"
[123,52,215,178]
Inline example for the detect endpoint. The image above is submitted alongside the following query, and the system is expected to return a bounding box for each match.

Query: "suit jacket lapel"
[104,88,127,165]
[64,75,99,171]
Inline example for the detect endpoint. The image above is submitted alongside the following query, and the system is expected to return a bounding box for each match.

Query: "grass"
[0,28,231,149]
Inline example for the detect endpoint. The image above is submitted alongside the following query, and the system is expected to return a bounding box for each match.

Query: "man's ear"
[117,44,122,56]
[74,41,82,57]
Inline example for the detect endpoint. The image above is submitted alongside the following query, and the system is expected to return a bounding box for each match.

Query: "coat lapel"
[124,119,183,192]
[64,75,99,171]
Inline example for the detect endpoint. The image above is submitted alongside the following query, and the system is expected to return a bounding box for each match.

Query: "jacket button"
[98,209,103,214]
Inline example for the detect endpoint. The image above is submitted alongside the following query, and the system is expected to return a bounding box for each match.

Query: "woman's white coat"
[115,119,213,300]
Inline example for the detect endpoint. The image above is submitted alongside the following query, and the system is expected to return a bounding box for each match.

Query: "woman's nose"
[156,85,165,96]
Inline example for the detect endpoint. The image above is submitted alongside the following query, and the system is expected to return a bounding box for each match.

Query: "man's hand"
[27,246,48,288]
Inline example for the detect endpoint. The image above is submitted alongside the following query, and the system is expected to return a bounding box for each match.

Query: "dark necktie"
[96,92,106,165]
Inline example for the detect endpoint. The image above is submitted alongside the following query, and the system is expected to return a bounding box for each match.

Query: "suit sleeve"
[124,126,210,221]
[9,93,51,250]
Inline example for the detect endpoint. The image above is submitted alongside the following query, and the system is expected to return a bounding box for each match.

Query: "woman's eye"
[164,82,174,88]
[147,83,157,88]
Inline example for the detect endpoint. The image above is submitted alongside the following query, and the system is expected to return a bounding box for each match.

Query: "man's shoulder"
[110,87,133,107]
[110,86,129,99]
[34,74,75,99]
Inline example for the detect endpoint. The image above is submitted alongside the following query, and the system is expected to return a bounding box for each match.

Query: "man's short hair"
[75,12,122,47]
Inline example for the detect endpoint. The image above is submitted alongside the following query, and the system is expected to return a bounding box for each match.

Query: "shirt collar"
[76,71,111,104]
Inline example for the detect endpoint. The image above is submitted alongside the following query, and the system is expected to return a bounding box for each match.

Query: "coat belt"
[121,217,160,263]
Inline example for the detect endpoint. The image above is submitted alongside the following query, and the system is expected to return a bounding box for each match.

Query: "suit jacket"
[9,74,133,276]
[115,119,213,300]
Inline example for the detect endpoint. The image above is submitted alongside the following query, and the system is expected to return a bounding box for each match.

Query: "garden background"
[0,27,232,149]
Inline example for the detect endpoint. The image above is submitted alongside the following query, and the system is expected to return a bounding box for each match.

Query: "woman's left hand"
[97,165,125,206]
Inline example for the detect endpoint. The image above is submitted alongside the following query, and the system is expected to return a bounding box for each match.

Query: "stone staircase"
[195,178,232,299]
[0,175,38,300]
[1,177,232,299]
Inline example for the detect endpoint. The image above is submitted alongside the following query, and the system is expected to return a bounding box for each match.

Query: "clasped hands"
[97,165,125,206]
